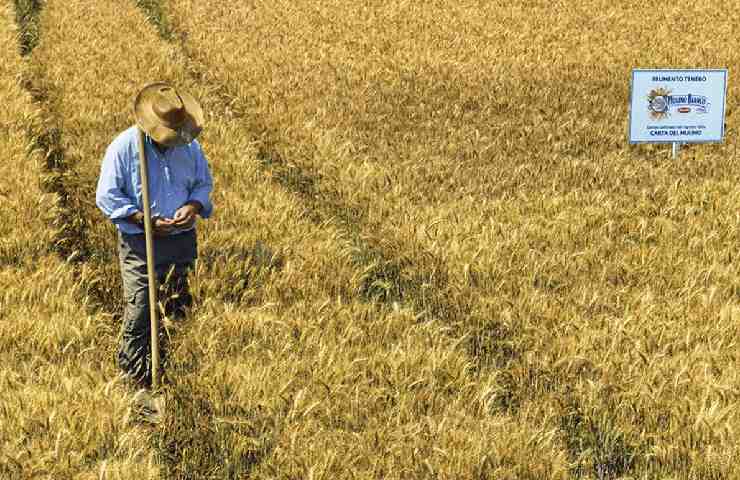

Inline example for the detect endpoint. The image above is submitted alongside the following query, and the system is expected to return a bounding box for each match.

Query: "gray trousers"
[117,229,197,387]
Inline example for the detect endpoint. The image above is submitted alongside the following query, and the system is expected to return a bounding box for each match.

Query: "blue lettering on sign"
[666,94,710,113]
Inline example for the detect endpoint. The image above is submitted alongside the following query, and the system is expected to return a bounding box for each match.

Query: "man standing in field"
[96,82,213,389]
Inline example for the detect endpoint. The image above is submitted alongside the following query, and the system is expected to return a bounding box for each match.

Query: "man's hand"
[172,201,201,230]
[153,217,177,236]
[127,212,177,236]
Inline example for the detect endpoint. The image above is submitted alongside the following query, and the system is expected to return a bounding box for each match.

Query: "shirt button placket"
[165,153,173,198]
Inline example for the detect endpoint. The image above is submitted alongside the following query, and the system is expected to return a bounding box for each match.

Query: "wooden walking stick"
[136,126,161,389]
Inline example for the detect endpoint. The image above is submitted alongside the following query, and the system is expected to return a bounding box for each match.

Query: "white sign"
[629,69,727,143]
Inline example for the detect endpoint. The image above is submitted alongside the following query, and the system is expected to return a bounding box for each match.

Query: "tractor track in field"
[10,1,171,477]
[13,0,121,316]
[135,0,516,376]
[135,3,646,478]
[14,3,277,478]
[12,0,39,56]
[131,4,521,478]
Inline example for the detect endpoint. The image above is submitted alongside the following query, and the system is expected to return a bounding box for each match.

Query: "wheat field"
[1,0,739,478]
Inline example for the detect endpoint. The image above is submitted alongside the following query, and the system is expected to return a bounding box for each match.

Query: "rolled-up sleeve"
[188,141,214,219]
[96,146,138,223]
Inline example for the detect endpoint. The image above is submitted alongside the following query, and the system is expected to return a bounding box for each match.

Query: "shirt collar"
[145,134,170,156]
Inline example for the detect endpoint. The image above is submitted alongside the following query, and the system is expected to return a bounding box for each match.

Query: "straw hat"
[134,82,204,147]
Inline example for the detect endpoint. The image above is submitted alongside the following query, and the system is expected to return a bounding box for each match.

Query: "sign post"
[629,69,728,157]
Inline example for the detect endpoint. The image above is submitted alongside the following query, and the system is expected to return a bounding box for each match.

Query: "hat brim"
[134,82,204,147]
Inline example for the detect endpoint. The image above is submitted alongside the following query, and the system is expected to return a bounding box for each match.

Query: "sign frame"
[628,68,728,145]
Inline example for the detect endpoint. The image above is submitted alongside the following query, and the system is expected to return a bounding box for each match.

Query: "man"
[96,82,213,389]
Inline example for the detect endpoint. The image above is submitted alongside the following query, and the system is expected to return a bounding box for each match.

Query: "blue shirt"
[96,125,213,235]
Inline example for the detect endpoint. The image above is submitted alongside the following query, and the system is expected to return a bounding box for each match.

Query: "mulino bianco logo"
[647,87,710,120]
